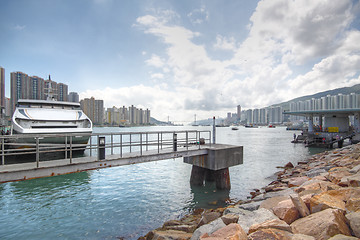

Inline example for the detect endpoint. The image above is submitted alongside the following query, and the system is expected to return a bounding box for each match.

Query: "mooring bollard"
[173,133,177,151]
[98,136,105,160]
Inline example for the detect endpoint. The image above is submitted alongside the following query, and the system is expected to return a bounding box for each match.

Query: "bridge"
[0,130,243,189]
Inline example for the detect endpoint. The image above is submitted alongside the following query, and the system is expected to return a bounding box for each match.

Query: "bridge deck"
[0,144,211,183]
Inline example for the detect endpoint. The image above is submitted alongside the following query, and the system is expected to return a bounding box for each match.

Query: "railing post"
[161,132,163,150]
[146,133,148,151]
[90,136,92,157]
[213,116,216,144]
[198,131,201,149]
[111,134,113,155]
[130,134,132,153]
[186,131,188,150]
[140,133,142,155]
[157,132,160,153]
[70,136,73,164]
[36,137,40,168]
[120,134,122,158]
[173,133,177,152]
[2,138,5,165]
[65,135,68,160]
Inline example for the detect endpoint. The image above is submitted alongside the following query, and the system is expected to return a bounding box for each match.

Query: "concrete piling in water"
[189,165,231,190]
[185,144,242,190]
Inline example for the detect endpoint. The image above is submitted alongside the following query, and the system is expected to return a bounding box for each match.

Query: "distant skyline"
[1,0,360,123]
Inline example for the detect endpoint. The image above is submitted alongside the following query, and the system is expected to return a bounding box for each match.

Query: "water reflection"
[190,182,230,210]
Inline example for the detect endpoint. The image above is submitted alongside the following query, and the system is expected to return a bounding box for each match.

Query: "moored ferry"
[10,99,92,147]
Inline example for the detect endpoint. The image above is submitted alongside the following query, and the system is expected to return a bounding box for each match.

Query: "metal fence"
[0,130,211,167]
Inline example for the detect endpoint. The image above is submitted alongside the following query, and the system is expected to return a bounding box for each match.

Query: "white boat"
[10,99,92,147]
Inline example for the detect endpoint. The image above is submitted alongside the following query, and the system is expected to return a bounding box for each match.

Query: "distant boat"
[231,127,239,130]
[245,124,258,128]
[268,125,276,128]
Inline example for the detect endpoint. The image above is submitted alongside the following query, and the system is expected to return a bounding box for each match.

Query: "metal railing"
[0,130,211,167]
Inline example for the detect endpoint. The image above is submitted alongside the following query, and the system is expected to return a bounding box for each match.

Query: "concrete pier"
[184,144,243,189]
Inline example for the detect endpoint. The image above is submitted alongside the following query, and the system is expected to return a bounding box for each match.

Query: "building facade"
[80,97,104,125]
[10,71,68,113]
[105,105,150,125]
[68,92,79,103]
[0,67,5,110]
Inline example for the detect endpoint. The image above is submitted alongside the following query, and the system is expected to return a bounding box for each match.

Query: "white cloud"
[85,0,360,122]
[187,7,209,25]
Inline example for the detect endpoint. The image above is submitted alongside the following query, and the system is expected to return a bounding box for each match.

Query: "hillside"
[273,83,360,110]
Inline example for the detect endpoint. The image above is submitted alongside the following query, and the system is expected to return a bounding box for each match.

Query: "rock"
[345,211,360,238]
[347,172,360,187]
[284,162,295,169]
[198,212,222,227]
[272,199,300,224]
[221,214,239,225]
[291,234,315,240]
[200,223,247,240]
[309,191,346,213]
[345,197,360,212]
[295,180,340,194]
[248,228,293,240]
[287,176,310,188]
[350,164,360,174]
[248,219,292,234]
[310,187,360,213]
[237,201,261,211]
[164,224,197,233]
[151,230,192,240]
[163,220,183,227]
[236,208,279,234]
[327,167,352,185]
[191,218,226,240]
[328,234,359,240]
[305,168,328,178]
[254,188,295,201]
[290,194,310,217]
[259,196,289,211]
[290,208,351,240]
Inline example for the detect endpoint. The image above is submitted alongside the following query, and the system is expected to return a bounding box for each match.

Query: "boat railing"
[0,130,211,167]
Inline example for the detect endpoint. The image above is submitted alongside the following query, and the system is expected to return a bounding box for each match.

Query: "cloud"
[187,7,209,25]
[84,0,360,122]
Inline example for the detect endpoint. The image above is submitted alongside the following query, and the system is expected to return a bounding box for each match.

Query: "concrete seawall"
[140,144,360,240]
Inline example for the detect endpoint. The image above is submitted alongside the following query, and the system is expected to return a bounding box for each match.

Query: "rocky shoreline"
[139,143,360,240]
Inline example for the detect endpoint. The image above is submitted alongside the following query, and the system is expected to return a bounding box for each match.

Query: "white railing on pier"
[0,130,211,168]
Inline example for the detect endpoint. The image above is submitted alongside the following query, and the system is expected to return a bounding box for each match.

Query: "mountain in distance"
[272,83,360,110]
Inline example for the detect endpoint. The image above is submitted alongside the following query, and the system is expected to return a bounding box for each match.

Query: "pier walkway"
[0,130,243,188]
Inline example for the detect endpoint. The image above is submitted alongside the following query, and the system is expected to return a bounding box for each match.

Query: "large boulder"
[290,194,310,217]
[291,234,315,240]
[236,208,279,234]
[191,218,226,240]
[346,197,360,212]
[327,167,352,185]
[200,223,247,240]
[221,214,239,225]
[287,176,310,188]
[248,219,292,234]
[290,208,351,240]
[247,228,293,240]
[272,199,300,224]
[345,212,360,238]
[259,196,289,211]
[327,234,359,240]
[150,230,193,240]
[197,212,222,227]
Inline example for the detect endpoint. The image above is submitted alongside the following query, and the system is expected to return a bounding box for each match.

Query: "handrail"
[0,130,211,167]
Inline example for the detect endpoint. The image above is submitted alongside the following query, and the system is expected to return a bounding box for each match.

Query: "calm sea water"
[0,126,322,239]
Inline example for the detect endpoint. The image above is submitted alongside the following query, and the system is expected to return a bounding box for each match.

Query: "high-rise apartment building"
[68,92,79,103]
[80,97,104,125]
[237,105,241,121]
[58,83,68,102]
[0,67,5,110]
[10,71,30,113]
[10,72,69,113]
[105,105,150,125]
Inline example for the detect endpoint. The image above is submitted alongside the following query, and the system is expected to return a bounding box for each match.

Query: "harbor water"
[0,126,323,239]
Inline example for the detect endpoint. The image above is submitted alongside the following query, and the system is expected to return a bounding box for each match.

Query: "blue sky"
[1,0,360,122]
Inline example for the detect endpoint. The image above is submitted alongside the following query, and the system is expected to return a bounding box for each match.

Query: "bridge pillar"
[186,145,242,190]
[190,165,231,190]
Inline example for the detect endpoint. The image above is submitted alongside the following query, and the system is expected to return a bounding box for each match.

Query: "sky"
[1,0,360,123]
